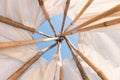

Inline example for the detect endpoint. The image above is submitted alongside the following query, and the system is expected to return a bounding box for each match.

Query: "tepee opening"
[34,14,79,61]
[0,0,120,80]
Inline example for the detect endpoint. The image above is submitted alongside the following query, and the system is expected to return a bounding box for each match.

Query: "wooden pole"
[53,62,57,80]
[62,4,120,36]
[0,16,51,37]
[64,0,93,32]
[35,30,52,38]
[59,64,64,80]
[38,0,57,36]
[77,18,120,32]
[65,37,108,80]
[0,37,59,49]
[66,39,89,80]
[57,41,62,62]
[7,43,57,80]
[57,41,64,80]
[60,0,70,33]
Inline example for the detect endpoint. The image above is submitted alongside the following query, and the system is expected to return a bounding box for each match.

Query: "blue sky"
[34,14,78,61]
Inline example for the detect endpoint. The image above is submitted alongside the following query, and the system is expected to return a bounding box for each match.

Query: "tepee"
[0,0,120,80]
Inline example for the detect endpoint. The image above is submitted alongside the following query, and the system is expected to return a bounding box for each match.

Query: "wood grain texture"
[75,18,120,32]
[65,37,108,80]
[0,16,51,37]
[64,0,93,32]
[38,0,57,36]
[61,0,70,33]
[0,37,58,49]
[63,4,120,36]
[66,39,89,80]
[7,43,57,80]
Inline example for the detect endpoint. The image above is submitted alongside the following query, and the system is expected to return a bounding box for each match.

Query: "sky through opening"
[34,14,78,61]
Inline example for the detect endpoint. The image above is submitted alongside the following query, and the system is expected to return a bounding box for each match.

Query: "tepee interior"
[0,0,120,80]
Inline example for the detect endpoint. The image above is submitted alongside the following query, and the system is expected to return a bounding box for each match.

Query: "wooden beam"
[0,16,51,37]
[38,0,57,36]
[57,41,62,62]
[7,43,57,80]
[57,41,64,80]
[77,18,120,32]
[59,64,64,80]
[53,63,57,80]
[60,0,70,33]
[0,37,59,49]
[64,0,93,32]
[66,39,89,80]
[35,30,52,38]
[65,37,108,80]
[62,4,120,36]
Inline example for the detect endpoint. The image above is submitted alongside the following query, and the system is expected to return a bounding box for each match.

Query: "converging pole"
[64,0,93,32]
[7,43,57,80]
[66,39,89,80]
[63,4,120,36]
[57,41,64,80]
[60,0,70,33]
[77,18,120,32]
[0,16,51,37]
[0,37,59,49]
[65,37,108,80]
[38,0,57,36]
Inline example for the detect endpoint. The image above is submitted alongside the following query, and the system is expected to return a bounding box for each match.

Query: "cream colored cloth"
[0,0,120,80]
